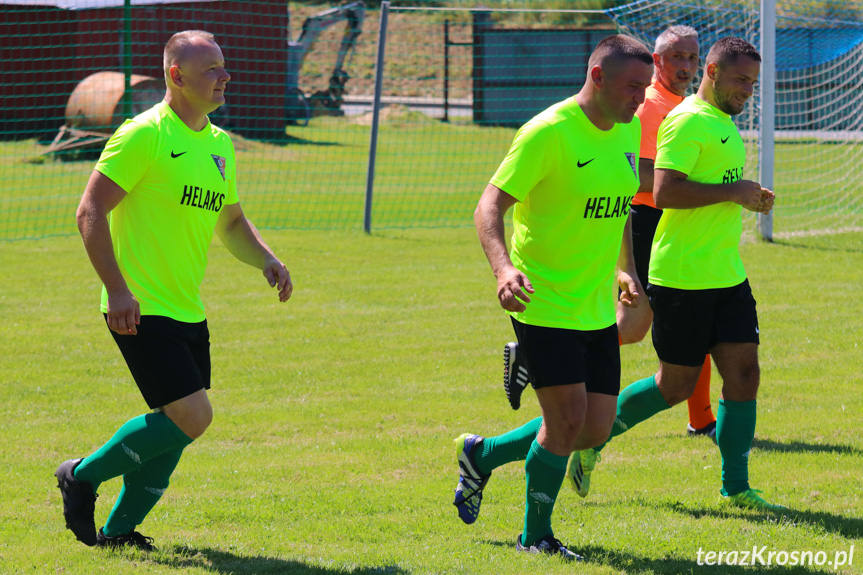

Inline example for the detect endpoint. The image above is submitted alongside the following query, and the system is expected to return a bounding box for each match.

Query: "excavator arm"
[286,1,366,124]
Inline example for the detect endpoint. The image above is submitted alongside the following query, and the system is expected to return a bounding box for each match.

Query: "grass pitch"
[0,227,860,574]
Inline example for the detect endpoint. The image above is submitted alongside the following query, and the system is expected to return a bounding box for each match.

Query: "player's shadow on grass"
[752,437,862,456]
[281,133,342,146]
[154,545,408,574]
[651,436,861,457]
[659,500,863,540]
[483,540,822,574]
[775,238,863,254]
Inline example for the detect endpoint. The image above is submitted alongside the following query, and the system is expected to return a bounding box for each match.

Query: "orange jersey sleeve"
[632,79,684,207]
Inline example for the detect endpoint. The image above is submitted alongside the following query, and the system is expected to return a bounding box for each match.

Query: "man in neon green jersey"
[569,37,786,512]
[452,35,653,561]
[55,30,293,550]
[504,26,720,442]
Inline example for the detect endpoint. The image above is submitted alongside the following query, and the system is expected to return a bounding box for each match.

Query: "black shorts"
[647,279,760,367]
[510,318,620,396]
[106,315,211,409]
[630,203,663,289]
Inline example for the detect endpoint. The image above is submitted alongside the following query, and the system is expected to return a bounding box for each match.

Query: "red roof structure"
[0,0,287,139]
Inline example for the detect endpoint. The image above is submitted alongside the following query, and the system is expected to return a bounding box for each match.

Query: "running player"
[453,35,653,560]
[569,37,786,512]
[55,30,293,550]
[504,26,717,441]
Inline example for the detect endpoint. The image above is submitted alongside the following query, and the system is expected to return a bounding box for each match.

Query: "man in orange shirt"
[503,26,715,452]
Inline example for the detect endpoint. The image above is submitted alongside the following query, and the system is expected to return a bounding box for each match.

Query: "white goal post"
[758,0,775,241]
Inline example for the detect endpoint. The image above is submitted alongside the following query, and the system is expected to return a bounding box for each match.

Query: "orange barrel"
[65,71,165,133]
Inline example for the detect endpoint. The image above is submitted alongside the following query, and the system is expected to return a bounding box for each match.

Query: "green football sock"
[102,446,185,537]
[595,375,669,452]
[74,412,193,492]
[521,439,567,546]
[475,417,542,475]
[717,398,756,496]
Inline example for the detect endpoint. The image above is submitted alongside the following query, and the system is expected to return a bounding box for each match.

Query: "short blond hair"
[163,30,216,75]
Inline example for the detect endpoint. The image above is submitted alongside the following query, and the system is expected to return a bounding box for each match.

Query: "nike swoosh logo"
[171,151,187,158]
[721,136,730,144]
[577,158,594,168]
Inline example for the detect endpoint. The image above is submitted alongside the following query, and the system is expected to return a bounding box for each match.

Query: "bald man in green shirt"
[55,30,292,550]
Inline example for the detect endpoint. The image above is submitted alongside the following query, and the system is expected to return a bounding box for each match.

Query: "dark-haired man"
[55,30,293,550]
[452,35,653,560]
[505,26,718,441]
[613,26,717,445]
[569,37,785,512]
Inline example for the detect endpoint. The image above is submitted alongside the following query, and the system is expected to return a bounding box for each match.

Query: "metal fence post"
[122,0,132,120]
[364,1,390,234]
[443,19,450,123]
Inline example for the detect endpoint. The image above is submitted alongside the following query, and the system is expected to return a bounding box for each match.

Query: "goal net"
[608,0,863,238]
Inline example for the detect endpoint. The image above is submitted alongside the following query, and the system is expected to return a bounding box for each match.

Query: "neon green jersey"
[95,101,238,322]
[490,97,641,330]
[649,95,747,289]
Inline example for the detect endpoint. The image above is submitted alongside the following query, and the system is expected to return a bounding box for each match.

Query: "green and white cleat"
[566,449,600,498]
[723,488,788,513]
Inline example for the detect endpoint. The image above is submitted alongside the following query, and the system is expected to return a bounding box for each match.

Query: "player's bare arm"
[637,158,655,196]
[76,170,140,335]
[474,183,534,313]
[617,213,642,308]
[215,202,293,302]
[654,168,774,214]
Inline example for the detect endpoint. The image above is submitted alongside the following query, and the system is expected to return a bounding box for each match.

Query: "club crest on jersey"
[625,152,637,178]
[211,155,226,181]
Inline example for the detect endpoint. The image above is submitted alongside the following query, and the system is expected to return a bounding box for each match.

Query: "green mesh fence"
[2,0,288,238]
[0,0,371,239]
[1,0,862,240]
[367,6,613,229]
